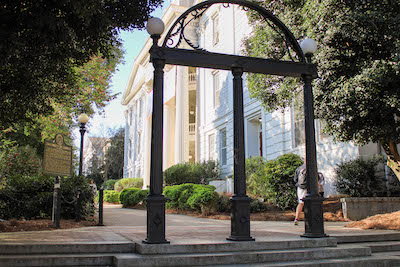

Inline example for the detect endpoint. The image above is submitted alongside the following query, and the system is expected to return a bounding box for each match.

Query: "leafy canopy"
[245,0,400,179]
[1,0,163,128]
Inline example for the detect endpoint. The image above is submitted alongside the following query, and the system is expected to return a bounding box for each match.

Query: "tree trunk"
[381,141,400,182]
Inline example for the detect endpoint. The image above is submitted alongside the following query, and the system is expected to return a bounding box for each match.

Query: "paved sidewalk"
[0,204,398,245]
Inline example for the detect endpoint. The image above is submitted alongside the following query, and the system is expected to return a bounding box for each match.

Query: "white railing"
[189,72,196,84]
[189,123,196,135]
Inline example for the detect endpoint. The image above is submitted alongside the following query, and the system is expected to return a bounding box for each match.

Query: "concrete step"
[136,238,336,255]
[114,245,371,266]
[0,253,115,267]
[355,241,400,253]
[0,242,135,255]
[336,232,400,243]
[216,254,400,266]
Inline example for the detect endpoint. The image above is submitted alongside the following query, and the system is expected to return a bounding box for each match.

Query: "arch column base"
[143,195,170,244]
[227,196,255,242]
[301,194,329,238]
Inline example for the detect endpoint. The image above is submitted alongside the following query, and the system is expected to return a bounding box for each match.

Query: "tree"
[244,0,400,181]
[1,0,163,128]
[103,128,125,180]
[0,49,122,156]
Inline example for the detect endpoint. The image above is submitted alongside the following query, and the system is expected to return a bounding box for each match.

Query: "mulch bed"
[0,218,98,233]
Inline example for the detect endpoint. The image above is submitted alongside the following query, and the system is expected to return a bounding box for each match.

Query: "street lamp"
[299,38,327,238]
[300,38,317,63]
[78,113,89,176]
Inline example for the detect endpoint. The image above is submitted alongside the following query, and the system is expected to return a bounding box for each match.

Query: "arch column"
[144,34,169,243]
[227,67,254,242]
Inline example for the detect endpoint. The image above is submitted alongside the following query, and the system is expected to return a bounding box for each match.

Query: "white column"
[163,105,169,170]
[143,116,151,189]
[175,66,185,163]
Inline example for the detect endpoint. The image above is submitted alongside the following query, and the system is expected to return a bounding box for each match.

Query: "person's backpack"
[297,168,307,189]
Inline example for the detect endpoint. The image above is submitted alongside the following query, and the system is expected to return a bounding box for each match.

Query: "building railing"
[189,72,196,84]
[189,123,196,135]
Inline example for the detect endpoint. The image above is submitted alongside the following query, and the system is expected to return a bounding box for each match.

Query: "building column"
[175,66,185,163]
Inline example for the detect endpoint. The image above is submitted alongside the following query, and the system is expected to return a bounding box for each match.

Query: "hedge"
[0,174,93,219]
[335,156,400,197]
[114,178,143,192]
[103,179,118,190]
[95,190,120,203]
[163,183,219,215]
[119,188,149,208]
[163,160,220,186]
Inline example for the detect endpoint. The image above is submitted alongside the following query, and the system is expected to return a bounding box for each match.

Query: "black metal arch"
[161,0,306,62]
[144,0,326,245]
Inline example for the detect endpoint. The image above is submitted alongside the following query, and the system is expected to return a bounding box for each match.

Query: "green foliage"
[0,174,92,220]
[0,145,42,177]
[216,193,232,212]
[95,190,120,203]
[244,0,400,179]
[246,156,268,198]
[164,160,220,186]
[103,128,125,180]
[250,198,267,213]
[1,0,163,128]
[246,154,303,210]
[163,183,219,214]
[119,188,148,208]
[103,179,119,190]
[114,178,143,192]
[335,156,400,197]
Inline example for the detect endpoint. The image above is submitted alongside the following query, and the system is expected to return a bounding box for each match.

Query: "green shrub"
[0,174,92,219]
[245,154,302,210]
[164,160,220,186]
[335,156,400,197]
[246,156,268,197]
[114,178,143,192]
[95,190,120,203]
[250,198,266,213]
[103,179,118,190]
[216,193,232,212]
[0,145,42,177]
[163,183,218,214]
[119,188,148,208]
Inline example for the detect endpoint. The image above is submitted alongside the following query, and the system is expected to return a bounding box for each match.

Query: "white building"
[122,0,380,196]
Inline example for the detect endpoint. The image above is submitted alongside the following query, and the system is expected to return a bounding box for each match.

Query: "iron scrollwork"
[161,0,306,62]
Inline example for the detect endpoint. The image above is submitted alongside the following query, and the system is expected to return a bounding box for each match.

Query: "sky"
[73,1,172,146]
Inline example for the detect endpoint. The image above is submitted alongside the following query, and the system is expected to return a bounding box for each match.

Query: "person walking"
[293,162,325,225]
[293,163,307,225]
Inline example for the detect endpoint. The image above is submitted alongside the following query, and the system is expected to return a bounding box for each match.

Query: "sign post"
[43,134,73,228]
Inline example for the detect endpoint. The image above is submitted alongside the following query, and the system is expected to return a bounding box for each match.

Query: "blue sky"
[74,1,172,143]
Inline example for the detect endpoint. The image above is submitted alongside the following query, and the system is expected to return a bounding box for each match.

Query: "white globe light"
[300,38,318,55]
[78,113,89,124]
[146,17,165,35]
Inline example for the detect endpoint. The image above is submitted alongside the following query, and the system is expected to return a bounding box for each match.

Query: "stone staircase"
[0,236,399,266]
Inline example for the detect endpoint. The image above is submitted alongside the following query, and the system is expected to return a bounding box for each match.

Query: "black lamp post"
[78,113,89,176]
[299,38,327,238]
[143,17,169,244]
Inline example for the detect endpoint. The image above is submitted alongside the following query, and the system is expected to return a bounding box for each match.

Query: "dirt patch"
[0,218,98,233]
[345,211,400,231]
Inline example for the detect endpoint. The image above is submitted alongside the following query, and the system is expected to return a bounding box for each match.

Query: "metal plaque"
[43,134,73,176]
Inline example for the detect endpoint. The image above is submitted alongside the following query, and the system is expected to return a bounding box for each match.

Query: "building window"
[208,134,216,160]
[137,132,141,155]
[220,128,227,165]
[293,105,305,147]
[213,71,220,108]
[212,14,220,45]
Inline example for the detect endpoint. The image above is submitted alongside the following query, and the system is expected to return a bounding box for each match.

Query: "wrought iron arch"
[162,0,306,62]
[143,0,326,245]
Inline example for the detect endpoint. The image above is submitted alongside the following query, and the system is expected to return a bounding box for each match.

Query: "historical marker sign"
[43,134,73,176]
